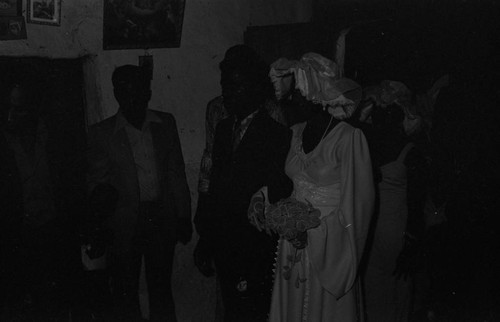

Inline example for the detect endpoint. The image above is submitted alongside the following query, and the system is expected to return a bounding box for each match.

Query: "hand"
[247,191,268,233]
[193,238,215,277]
[393,235,420,281]
[84,227,112,259]
[290,231,308,249]
[176,217,193,245]
[86,241,106,259]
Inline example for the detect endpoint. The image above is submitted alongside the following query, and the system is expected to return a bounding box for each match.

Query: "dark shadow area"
[0,57,88,321]
[246,2,499,320]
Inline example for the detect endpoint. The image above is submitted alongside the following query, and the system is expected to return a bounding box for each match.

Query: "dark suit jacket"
[87,110,191,247]
[196,109,292,240]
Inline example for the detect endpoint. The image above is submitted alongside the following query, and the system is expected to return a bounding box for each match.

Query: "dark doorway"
[0,56,87,320]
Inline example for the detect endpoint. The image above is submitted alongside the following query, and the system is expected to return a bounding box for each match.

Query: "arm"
[308,127,375,299]
[86,125,111,194]
[84,125,116,253]
[165,115,192,243]
[198,97,225,194]
[392,146,429,280]
[193,119,227,277]
[266,126,293,203]
[195,98,225,239]
[405,147,428,239]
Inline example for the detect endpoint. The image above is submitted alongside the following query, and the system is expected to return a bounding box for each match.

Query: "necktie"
[232,119,243,151]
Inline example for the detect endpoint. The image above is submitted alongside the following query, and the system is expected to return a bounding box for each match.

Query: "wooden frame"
[0,0,22,17]
[0,15,27,40]
[103,0,186,50]
[27,0,61,26]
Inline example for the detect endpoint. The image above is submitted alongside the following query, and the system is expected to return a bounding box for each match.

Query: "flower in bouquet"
[265,197,321,241]
[265,197,321,286]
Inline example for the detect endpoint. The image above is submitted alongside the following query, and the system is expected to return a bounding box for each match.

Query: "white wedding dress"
[269,121,374,322]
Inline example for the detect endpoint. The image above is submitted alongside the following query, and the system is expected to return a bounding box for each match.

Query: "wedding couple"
[194,45,374,322]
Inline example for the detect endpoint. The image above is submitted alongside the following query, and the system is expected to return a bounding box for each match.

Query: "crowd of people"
[0,41,497,322]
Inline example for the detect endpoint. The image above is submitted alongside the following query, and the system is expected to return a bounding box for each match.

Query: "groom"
[194,45,292,321]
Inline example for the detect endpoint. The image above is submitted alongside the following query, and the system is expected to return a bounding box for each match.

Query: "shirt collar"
[234,109,259,129]
[114,109,162,134]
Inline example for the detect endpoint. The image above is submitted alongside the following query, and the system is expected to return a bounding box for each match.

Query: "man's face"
[6,86,37,132]
[114,78,151,120]
[220,69,254,118]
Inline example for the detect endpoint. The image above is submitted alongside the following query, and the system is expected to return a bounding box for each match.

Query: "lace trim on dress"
[302,250,311,322]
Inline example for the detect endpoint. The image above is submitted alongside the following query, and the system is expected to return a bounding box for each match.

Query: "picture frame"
[103,0,186,50]
[0,15,27,40]
[27,0,61,26]
[0,0,22,17]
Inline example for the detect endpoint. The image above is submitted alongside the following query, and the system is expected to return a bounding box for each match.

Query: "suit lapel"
[233,111,265,155]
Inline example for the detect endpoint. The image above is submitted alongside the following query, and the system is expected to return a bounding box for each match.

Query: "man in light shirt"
[87,65,191,321]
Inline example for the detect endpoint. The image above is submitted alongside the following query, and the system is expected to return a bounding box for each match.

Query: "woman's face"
[371,103,405,131]
[287,89,321,122]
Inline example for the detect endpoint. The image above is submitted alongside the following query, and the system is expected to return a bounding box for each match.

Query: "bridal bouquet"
[265,197,321,242]
[266,197,321,284]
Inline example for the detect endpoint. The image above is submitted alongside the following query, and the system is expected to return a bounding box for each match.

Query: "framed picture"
[0,16,27,40]
[0,0,22,17]
[103,0,186,50]
[27,0,61,26]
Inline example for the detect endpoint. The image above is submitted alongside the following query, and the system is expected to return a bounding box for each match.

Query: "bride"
[250,53,375,321]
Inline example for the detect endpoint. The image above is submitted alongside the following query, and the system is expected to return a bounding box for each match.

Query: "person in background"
[360,81,429,322]
[87,65,192,321]
[193,45,292,322]
[0,82,59,320]
[259,53,374,322]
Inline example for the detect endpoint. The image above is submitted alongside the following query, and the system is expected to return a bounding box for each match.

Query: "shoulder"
[207,96,224,110]
[405,144,429,170]
[338,122,367,141]
[332,122,369,152]
[338,121,358,135]
[290,122,306,136]
[213,115,234,137]
[257,110,290,135]
[216,115,233,129]
[206,96,228,124]
[261,113,291,144]
[88,115,117,134]
[152,110,176,125]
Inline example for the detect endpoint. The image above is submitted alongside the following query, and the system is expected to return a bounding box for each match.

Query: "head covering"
[361,80,420,134]
[361,77,449,136]
[269,53,361,120]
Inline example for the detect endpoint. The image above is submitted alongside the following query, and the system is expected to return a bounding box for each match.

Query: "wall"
[0,0,312,163]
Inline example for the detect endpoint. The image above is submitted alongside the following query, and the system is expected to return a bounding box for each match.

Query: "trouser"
[110,202,177,322]
[213,224,277,322]
[20,220,64,316]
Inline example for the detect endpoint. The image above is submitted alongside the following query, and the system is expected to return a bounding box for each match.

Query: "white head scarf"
[269,53,361,120]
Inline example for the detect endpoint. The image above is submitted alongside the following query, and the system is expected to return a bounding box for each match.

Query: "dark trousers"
[213,224,277,322]
[1,218,70,321]
[110,202,176,322]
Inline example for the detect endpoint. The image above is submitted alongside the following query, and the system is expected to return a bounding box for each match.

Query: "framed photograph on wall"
[103,0,186,50]
[0,15,27,40]
[0,0,22,17]
[27,0,61,26]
